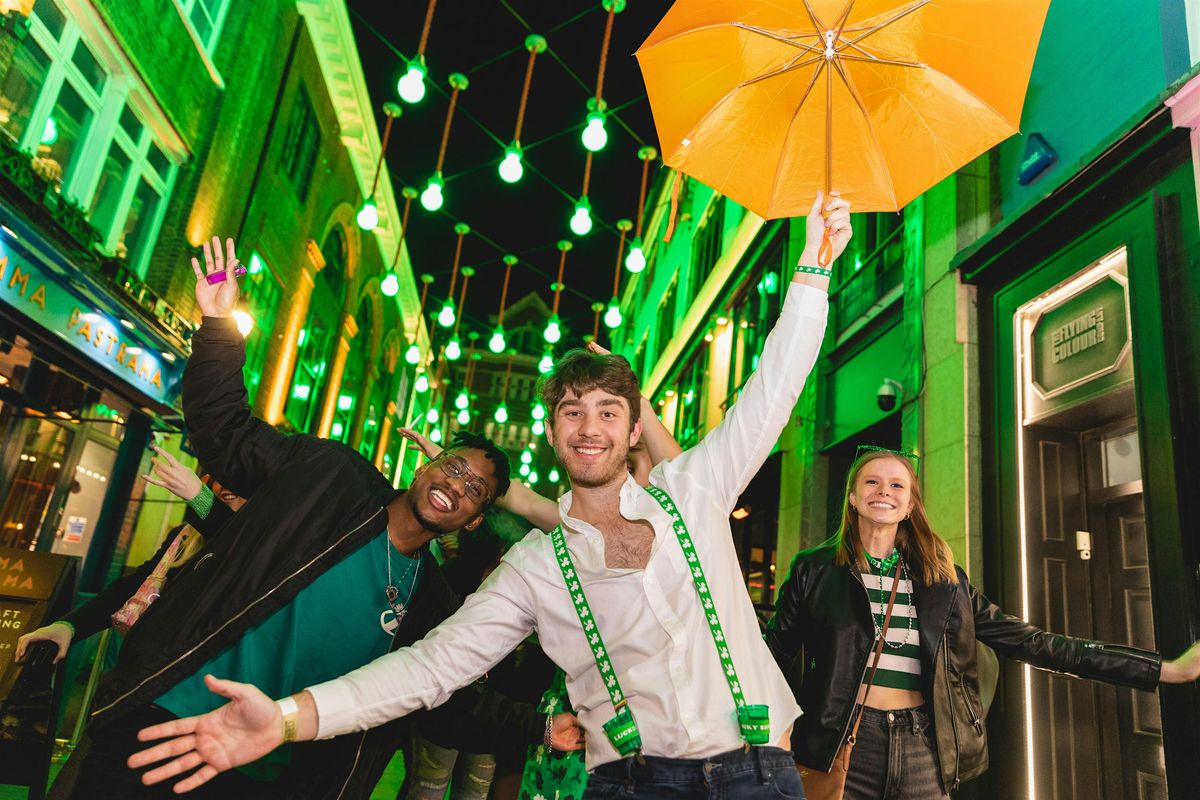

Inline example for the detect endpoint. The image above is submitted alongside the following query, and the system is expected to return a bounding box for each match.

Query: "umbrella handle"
[817,226,833,269]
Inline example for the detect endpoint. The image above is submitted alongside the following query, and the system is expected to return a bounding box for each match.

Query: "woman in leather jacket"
[766,448,1200,799]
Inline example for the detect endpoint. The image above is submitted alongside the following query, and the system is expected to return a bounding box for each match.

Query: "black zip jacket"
[86,315,543,798]
[766,545,1162,791]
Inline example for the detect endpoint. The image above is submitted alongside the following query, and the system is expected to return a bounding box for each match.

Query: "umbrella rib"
[739,54,824,88]
[733,23,822,54]
[838,52,926,69]
[830,58,901,209]
[840,0,930,50]
[765,58,831,210]
[833,0,858,39]
[800,0,829,34]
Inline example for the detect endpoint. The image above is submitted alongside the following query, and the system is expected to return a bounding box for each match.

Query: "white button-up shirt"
[307,282,829,768]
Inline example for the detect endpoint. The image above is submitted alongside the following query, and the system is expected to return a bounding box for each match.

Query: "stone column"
[257,267,316,425]
[316,312,358,439]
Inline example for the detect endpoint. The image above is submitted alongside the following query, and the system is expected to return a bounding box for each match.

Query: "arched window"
[320,225,347,304]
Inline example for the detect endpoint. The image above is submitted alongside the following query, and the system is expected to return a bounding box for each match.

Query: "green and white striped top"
[861,563,923,692]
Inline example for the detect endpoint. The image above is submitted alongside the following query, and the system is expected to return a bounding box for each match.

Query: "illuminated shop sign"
[0,237,183,405]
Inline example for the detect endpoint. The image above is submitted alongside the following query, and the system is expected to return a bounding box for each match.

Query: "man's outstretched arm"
[183,237,314,497]
[665,194,851,512]
[127,552,582,793]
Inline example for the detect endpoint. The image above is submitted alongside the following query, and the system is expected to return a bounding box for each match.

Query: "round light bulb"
[581,112,608,152]
[421,176,444,211]
[381,273,399,297]
[538,353,553,374]
[397,63,427,103]
[528,470,539,485]
[232,310,255,338]
[543,316,561,344]
[445,337,462,361]
[519,462,530,477]
[488,327,506,354]
[40,115,58,145]
[498,147,523,184]
[531,402,546,421]
[569,204,593,236]
[625,241,646,273]
[404,344,421,365]
[430,427,442,444]
[437,301,456,328]
[520,451,532,465]
[425,408,439,424]
[457,409,470,425]
[356,198,378,231]
[455,391,469,410]
[415,374,429,393]
[548,468,560,482]
[494,404,509,424]
[532,419,545,436]
[604,301,622,329]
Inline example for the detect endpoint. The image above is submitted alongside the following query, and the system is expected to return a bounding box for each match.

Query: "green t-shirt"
[156,530,421,780]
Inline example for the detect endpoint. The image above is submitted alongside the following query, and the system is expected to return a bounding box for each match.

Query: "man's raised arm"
[666,194,851,512]
[183,237,313,497]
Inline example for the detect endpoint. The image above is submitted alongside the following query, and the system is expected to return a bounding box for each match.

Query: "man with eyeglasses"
[61,237,581,800]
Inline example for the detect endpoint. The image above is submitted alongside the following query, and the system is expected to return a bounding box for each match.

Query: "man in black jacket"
[65,237,575,799]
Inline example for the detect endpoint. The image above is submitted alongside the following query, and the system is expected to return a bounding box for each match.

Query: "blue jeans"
[843,706,949,800]
[585,746,804,800]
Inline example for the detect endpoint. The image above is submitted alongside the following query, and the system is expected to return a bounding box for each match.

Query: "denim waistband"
[591,746,796,786]
[859,704,931,728]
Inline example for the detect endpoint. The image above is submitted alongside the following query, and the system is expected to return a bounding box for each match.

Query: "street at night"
[1,1,1199,798]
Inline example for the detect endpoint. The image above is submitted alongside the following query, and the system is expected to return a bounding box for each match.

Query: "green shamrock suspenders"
[549,486,769,757]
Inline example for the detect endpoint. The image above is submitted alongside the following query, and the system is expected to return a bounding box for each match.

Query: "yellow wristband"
[277,696,299,743]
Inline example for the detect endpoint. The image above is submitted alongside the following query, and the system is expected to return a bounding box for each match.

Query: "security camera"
[877,378,903,412]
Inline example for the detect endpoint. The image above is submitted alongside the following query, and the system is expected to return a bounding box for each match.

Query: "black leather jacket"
[766,545,1162,791]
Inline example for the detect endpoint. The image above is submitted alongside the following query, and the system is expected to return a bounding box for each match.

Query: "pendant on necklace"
[386,584,399,604]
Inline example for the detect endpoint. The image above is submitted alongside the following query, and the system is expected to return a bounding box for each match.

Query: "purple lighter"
[205,265,248,285]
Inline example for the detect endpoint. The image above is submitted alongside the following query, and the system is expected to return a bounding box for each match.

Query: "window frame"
[6,0,180,278]
[172,0,232,56]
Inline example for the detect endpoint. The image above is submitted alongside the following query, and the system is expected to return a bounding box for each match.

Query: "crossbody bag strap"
[848,562,902,745]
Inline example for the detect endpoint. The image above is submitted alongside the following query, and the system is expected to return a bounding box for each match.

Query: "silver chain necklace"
[867,558,915,650]
[385,533,423,625]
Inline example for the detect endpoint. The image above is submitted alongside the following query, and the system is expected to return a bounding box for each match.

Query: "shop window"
[242,252,282,404]
[0,0,178,277]
[281,86,320,202]
[690,198,725,301]
[285,314,331,433]
[832,211,905,335]
[177,0,231,53]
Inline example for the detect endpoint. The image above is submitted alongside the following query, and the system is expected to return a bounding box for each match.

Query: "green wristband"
[56,620,75,637]
[795,265,832,277]
[186,484,215,519]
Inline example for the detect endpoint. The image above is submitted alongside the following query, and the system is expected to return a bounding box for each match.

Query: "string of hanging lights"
[357,103,403,232]
[581,0,624,153]
[489,254,517,353]
[436,223,470,328]
[626,145,657,273]
[605,218,631,329]
[421,73,469,212]
[382,186,420,297]
[455,331,480,426]
[404,273,436,366]
[494,352,515,424]
[444,265,475,361]
[397,0,438,103]
[499,34,547,185]
[544,240,572,344]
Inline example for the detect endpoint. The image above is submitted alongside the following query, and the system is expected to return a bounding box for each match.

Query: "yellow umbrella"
[636,0,1049,220]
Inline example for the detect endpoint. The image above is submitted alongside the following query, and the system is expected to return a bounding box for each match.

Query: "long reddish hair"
[831,450,956,585]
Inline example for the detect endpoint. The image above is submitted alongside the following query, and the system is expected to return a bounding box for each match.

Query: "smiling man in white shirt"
[128,194,851,798]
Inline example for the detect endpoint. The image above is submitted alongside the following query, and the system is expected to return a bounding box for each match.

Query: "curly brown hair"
[538,348,642,431]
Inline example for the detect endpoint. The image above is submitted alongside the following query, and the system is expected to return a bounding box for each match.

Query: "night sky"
[348,1,669,343]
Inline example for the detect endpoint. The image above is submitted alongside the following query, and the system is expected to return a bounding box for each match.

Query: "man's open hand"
[192,237,240,318]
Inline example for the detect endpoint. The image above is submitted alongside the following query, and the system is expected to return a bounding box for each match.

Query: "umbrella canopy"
[635,0,1050,218]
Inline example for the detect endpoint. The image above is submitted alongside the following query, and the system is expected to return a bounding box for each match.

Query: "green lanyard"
[549,486,769,757]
